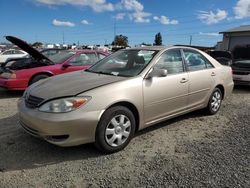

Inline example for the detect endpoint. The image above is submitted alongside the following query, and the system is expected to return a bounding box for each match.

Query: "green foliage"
[112,35,129,47]
[32,42,43,48]
[154,32,162,46]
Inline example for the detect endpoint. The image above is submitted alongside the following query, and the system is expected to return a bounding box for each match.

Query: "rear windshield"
[49,51,76,64]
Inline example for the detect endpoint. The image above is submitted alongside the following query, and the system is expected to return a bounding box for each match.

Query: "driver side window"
[154,49,184,75]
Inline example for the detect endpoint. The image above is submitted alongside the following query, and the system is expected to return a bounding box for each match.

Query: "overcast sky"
[1,0,250,46]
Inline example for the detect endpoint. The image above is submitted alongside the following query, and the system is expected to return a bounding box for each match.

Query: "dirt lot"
[0,87,249,187]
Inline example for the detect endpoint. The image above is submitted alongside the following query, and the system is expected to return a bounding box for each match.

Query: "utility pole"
[189,35,192,45]
[114,21,116,40]
[62,31,65,45]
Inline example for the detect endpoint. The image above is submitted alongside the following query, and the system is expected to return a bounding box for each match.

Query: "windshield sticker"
[111,72,119,76]
[138,50,155,56]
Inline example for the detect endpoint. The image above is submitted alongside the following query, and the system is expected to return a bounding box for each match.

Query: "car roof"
[126,46,203,52]
[68,49,109,53]
[128,46,169,51]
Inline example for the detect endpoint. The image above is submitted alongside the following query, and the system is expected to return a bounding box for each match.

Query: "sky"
[0,0,250,46]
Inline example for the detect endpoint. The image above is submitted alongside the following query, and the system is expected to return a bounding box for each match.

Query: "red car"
[0,36,109,90]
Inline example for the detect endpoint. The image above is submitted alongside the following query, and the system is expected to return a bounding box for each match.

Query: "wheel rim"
[105,114,131,147]
[211,91,221,112]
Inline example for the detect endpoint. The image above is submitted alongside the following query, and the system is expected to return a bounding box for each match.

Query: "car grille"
[25,95,44,108]
[233,71,250,75]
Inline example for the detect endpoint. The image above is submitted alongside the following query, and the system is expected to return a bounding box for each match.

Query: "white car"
[0,49,28,63]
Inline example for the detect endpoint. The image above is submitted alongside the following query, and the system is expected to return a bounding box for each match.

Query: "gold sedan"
[18,46,234,153]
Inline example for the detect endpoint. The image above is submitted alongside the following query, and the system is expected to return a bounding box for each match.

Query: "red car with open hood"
[0,36,109,90]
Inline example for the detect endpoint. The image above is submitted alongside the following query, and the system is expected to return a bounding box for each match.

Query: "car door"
[61,52,99,73]
[143,49,189,124]
[182,49,216,108]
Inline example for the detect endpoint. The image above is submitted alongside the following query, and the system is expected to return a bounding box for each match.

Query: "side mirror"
[146,68,168,79]
[62,62,71,69]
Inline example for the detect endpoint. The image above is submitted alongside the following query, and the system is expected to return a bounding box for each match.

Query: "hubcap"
[211,91,221,112]
[105,115,131,147]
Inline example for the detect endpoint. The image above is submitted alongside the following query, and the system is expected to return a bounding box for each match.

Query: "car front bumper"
[0,77,27,90]
[18,98,101,147]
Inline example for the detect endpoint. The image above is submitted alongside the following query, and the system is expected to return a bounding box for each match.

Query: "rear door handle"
[211,72,216,76]
[180,78,188,83]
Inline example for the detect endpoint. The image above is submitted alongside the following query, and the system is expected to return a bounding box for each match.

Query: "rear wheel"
[95,106,136,153]
[29,74,49,85]
[206,88,222,115]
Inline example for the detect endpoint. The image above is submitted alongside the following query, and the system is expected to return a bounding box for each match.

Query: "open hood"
[208,50,232,59]
[5,36,52,63]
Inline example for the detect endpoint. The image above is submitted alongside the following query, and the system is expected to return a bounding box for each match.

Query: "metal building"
[219,25,250,51]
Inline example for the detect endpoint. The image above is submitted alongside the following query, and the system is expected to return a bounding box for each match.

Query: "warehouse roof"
[220,25,250,34]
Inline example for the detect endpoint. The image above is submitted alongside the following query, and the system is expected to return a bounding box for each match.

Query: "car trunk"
[232,45,250,70]
[207,50,232,66]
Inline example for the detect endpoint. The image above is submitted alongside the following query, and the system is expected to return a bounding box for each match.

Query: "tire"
[206,88,222,115]
[95,106,136,153]
[30,74,49,85]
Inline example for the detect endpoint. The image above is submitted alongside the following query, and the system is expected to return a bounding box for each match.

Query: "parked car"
[0,48,28,63]
[207,50,232,66]
[0,36,109,90]
[18,46,234,153]
[231,45,250,85]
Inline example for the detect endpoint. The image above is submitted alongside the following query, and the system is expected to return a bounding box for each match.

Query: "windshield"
[49,51,76,64]
[87,49,157,77]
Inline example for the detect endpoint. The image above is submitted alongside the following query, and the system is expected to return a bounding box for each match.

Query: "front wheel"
[95,106,136,153]
[206,88,222,115]
[29,74,49,85]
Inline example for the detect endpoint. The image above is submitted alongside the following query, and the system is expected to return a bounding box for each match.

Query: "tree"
[141,42,152,46]
[112,35,128,47]
[32,42,43,48]
[154,32,162,46]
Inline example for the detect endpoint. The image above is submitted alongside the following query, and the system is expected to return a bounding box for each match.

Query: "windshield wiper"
[85,69,114,76]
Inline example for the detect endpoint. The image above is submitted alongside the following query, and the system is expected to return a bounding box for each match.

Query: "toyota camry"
[18,46,234,153]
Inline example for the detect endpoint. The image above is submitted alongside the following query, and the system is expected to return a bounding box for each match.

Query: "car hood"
[28,71,128,100]
[6,36,52,63]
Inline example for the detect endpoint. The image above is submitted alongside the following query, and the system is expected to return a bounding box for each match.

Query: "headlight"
[1,72,16,79]
[39,97,91,113]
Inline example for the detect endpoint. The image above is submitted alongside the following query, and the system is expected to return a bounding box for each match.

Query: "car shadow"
[0,110,205,172]
[0,114,100,172]
[135,110,205,137]
[0,88,23,99]
[233,85,250,94]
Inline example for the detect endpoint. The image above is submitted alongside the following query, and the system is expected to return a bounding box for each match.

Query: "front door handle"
[211,72,216,76]
[180,78,188,83]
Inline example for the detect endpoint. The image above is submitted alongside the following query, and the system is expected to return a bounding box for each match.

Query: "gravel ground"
[0,87,249,187]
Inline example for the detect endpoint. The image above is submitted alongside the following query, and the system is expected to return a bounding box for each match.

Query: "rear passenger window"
[154,49,184,75]
[69,53,98,66]
[183,50,214,71]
